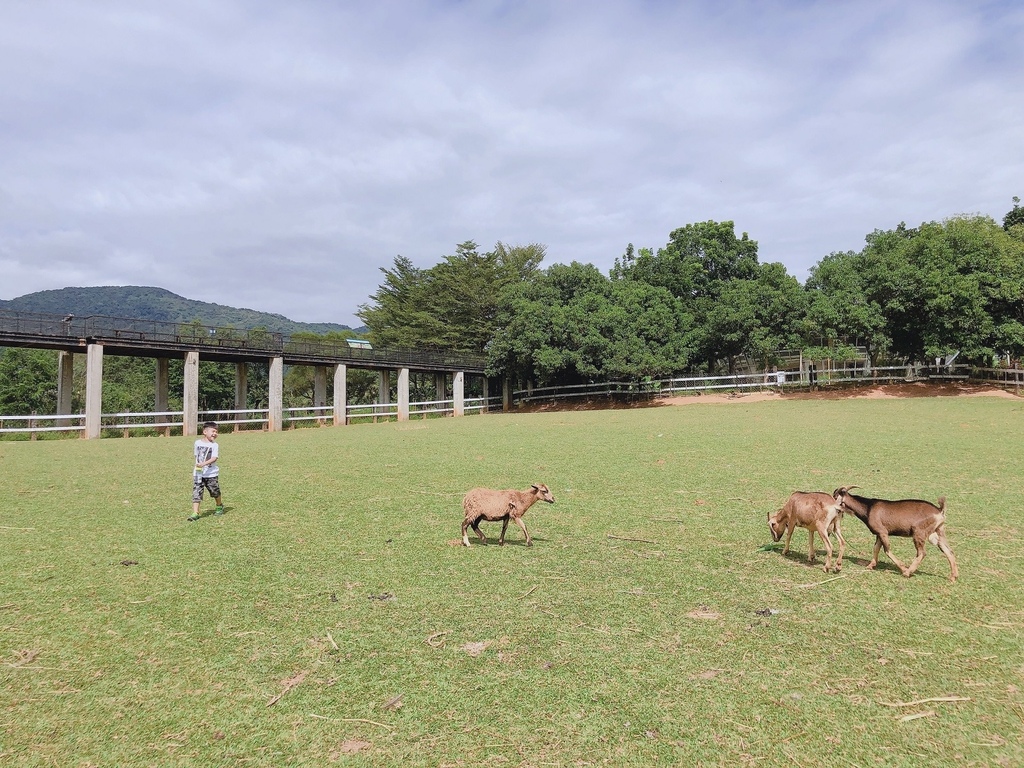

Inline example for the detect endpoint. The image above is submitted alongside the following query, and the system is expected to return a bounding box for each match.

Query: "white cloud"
[1,0,1022,324]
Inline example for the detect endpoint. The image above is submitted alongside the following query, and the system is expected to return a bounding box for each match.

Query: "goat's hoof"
[526,541,533,547]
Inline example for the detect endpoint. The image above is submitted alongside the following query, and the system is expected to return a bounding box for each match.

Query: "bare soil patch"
[517,382,1020,412]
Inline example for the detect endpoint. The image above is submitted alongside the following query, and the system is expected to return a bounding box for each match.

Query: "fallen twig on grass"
[326,631,339,650]
[381,694,404,711]
[879,696,970,708]
[519,585,538,599]
[606,534,657,544]
[794,574,849,589]
[650,518,685,523]
[425,631,449,647]
[898,711,936,722]
[309,714,394,730]
[0,526,35,531]
[267,670,308,707]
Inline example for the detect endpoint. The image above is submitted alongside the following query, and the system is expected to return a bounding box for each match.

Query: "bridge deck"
[0,309,487,373]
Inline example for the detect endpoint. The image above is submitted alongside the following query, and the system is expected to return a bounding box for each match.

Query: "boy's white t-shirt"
[194,439,219,478]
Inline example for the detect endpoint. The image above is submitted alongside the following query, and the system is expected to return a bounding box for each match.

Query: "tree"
[0,348,57,414]
[358,242,546,353]
[804,251,891,364]
[614,221,759,301]
[1003,196,1024,231]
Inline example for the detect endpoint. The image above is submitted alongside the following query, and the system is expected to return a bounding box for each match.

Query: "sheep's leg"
[472,519,488,544]
[814,521,833,572]
[930,527,958,582]
[461,519,472,547]
[512,515,532,546]
[498,516,510,546]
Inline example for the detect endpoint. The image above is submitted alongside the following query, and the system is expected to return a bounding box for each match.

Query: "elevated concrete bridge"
[0,309,495,438]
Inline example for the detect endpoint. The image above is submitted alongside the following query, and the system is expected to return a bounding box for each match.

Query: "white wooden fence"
[0,396,503,438]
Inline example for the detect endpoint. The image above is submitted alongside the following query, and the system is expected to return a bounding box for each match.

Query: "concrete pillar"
[481,376,489,413]
[333,363,347,426]
[397,367,410,421]
[57,351,74,426]
[503,378,512,412]
[268,356,283,432]
[155,358,170,436]
[378,369,391,419]
[314,365,327,423]
[183,351,199,437]
[453,371,465,417]
[84,344,103,439]
[234,362,248,410]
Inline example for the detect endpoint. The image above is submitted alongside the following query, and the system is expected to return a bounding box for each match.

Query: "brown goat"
[461,484,555,547]
[767,491,846,572]
[833,486,958,582]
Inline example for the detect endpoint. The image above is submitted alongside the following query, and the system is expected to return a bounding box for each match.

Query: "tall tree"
[358,242,545,353]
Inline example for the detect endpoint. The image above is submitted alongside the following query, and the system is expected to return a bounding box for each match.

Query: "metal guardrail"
[0,308,487,371]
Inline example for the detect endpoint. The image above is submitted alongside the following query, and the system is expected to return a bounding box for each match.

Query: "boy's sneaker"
[187,513,201,522]
[214,506,225,516]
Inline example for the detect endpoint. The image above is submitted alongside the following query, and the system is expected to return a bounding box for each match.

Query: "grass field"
[2,395,1023,767]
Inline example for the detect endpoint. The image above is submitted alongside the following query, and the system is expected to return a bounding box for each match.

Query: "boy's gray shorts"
[192,476,221,503]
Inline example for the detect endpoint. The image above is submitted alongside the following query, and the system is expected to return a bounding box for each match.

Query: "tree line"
[2,200,1022,415]
[360,201,1024,385]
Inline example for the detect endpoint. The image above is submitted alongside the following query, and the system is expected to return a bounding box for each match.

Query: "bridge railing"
[0,308,487,371]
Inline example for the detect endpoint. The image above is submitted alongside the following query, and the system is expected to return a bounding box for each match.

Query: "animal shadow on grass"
[473,535,549,547]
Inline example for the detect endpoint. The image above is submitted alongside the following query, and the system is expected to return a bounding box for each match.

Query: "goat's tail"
[936,496,947,514]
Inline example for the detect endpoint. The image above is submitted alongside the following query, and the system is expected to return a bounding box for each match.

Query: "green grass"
[2,396,1023,767]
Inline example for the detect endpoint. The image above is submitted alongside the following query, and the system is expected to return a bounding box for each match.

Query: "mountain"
[0,286,364,336]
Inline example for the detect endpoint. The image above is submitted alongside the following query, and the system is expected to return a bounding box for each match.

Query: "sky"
[1,1,1022,327]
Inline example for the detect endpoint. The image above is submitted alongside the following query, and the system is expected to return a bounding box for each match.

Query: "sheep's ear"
[531,484,540,491]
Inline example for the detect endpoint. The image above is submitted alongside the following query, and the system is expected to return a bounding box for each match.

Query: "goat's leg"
[782,524,796,556]
[512,515,532,546]
[903,534,929,577]
[876,531,911,576]
[806,528,817,564]
[832,520,846,572]
[498,516,510,545]
[867,536,882,569]
[930,527,959,582]
[814,521,833,572]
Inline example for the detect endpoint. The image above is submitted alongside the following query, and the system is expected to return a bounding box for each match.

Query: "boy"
[188,421,224,521]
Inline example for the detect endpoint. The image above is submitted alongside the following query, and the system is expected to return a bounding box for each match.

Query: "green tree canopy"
[358,241,545,353]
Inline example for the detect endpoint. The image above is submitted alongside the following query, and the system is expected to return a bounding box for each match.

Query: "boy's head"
[202,421,218,439]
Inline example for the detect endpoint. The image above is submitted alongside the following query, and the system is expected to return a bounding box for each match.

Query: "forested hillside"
[0,286,361,336]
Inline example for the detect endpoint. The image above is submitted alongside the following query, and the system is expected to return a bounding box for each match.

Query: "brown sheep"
[461,484,555,547]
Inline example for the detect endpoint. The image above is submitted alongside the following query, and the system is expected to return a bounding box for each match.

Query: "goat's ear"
[531,484,540,491]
